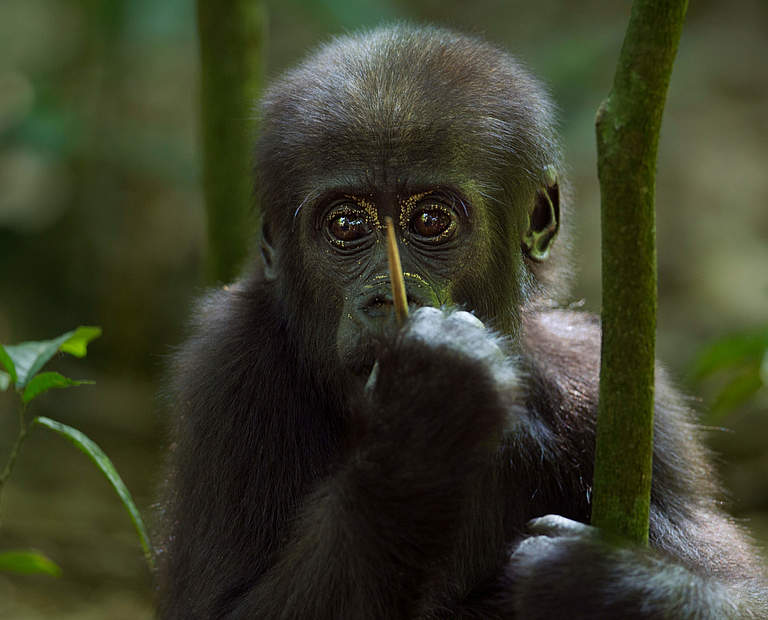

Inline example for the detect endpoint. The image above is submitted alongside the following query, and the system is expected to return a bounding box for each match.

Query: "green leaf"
[705,368,764,423]
[0,345,17,384]
[59,326,102,358]
[0,550,61,577]
[0,371,9,391]
[1,326,101,389]
[690,328,768,380]
[3,331,75,388]
[21,372,94,404]
[34,417,155,570]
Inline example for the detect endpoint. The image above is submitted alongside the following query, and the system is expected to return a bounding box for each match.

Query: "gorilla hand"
[348,308,520,557]
[509,515,745,619]
[363,307,519,476]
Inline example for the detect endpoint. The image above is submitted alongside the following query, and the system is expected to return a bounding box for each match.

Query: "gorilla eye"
[409,205,456,243]
[328,212,372,245]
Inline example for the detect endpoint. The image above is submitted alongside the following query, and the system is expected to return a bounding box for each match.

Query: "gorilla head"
[255,27,566,376]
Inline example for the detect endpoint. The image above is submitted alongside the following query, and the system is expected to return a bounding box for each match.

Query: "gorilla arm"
[224,309,517,619]
[500,309,768,619]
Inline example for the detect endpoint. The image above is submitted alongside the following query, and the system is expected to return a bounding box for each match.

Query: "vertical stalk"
[197,0,268,283]
[591,0,688,544]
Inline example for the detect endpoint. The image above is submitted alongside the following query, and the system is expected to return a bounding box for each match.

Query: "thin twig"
[0,404,31,517]
[384,216,409,326]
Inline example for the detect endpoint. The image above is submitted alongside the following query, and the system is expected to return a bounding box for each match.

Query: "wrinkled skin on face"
[314,186,519,376]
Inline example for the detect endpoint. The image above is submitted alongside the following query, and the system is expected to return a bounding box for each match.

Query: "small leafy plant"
[0,327,154,577]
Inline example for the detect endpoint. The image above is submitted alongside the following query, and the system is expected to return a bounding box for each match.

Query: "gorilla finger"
[526,515,599,539]
[450,311,485,329]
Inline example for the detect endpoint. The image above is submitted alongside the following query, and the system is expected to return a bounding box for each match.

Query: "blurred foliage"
[0,0,766,616]
[0,550,61,578]
[690,327,768,422]
[197,0,267,283]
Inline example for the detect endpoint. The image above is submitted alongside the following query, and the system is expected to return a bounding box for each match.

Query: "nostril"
[370,294,389,309]
[362,294,393,318]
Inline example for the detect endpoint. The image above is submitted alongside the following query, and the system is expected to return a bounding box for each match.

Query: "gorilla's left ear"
[522,177,560,262]
[260,220,278,281]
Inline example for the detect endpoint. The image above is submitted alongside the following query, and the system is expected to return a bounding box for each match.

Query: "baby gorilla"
[158,25,768,618]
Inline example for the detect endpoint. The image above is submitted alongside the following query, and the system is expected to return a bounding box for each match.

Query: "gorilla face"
[260,142,560,379]
[274,174,552,378]
[321,188,473,376]
[280,179,559,377]
[255,29,564,380]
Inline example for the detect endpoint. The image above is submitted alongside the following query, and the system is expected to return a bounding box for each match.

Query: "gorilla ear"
[522,180,560,262]
[260,221,278,281]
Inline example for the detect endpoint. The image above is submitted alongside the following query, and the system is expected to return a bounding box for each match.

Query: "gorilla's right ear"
[260,220,278,281]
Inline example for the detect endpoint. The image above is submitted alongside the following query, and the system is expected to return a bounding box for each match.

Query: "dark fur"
[158,26,767,618]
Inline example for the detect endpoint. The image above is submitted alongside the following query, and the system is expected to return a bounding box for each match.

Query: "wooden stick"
[384,216,409,326]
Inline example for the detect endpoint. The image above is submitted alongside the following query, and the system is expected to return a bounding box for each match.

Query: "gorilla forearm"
[227,312,513,618]
[231,480,410,619]
[509,515,768,619]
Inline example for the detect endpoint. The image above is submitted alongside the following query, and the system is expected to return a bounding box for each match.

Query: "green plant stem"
[197,0,267,283]
[0,404,31,515]
[591,0,688,545]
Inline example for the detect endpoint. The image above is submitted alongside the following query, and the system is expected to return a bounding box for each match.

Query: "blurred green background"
[0,0,766,617]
